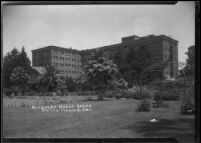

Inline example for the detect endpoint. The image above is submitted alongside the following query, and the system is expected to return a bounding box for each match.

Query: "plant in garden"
[84,57,119,100]
[10,66,30,96]
[137,100,150,112]
[40,65,58,92]
[56,77,66,95]
[3,47,31,88]
[65,76,77,92]
[3,88,13,96]
[180,101,195,115]
[111,78,128,91]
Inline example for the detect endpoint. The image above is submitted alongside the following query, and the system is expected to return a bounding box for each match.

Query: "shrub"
[137,100,150,112]
[25,91,38,96]
[121,89,134,99]
[162,89,180,101]
[153,91,161,101]
[180,101,195,115]
[86,96,95,101]
[127,86,153,100]
[105,90,122,99]
[3,88,13,96]
[153,88,180,101]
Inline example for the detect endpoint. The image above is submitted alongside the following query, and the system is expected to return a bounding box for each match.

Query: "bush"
[180,101,195,115]
[153,91,161,101]
[105,90,122,99]
[25,91,38,96]
[121,90,133,98]
[137,100,150,112]
[3,88,13,96]
[153,89,180,101]
[125,86,153,100]
[162,89,180,101]
[105,86,154,100]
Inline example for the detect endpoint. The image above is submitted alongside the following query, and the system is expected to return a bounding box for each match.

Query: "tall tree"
[185,45,195,76]
[10,66,30,95]
[3,47,32,88]
[3,48,20,87]
[84,57,119,100]
[114,48,124,69]
[18,46,31,69]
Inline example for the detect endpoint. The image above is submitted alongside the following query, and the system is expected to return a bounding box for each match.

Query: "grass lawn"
[3,97,194,143]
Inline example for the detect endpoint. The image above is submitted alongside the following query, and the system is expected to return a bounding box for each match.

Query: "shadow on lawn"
[124,118,194,143]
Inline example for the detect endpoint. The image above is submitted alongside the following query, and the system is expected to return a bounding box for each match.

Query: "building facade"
[83,34,179,78]
[32,46,82,79]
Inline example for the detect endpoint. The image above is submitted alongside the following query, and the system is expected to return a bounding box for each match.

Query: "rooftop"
[32,45,80,54]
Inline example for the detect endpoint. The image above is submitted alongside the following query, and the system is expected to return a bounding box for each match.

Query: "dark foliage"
[137,100,151,112]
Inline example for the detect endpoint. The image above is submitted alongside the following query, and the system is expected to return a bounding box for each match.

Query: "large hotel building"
[32,46,82,79]
[82,34,179,78]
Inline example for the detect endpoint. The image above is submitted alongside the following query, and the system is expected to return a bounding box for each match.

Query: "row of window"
[53,49,79,56]
[53,56,80,62]
[53,63,81,68]
[57,70,81,74]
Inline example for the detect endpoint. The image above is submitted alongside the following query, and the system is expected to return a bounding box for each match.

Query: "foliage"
[65,76,77,92]
[10,66,30,95]
[153,88,180,101]
[3,47,31,88]
[3,88,13,96]
[113,48,124,69]
[24,91,39,96]
[130,86,153,100]
[84,57,119,100]
[185,45,195,76]
[180,101,195,115]
[104,86,153,100]
[162,89,180,101]
[153,91,161,101]
[40,65,58,92]
[104,90,122,99]
[111,78,128,91]
[56,77,66,95]
[82,45,168,86]
[137,100,151,112]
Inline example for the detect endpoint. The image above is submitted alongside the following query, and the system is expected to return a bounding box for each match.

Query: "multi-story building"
[82,34,179,78]
[32,46,82,79]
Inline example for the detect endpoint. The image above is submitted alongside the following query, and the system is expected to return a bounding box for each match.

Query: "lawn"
[3,97,194,143]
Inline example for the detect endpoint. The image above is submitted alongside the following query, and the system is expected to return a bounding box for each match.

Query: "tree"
[185,45,195,76]
[65,76,77,92]
[114,48,124,68]
[27,68,41,91]
[40,65,58,92]
[10,66,30,96]
[56,77,66,95]
[84,57,119,100]
[18,47,31,69]
[111,78,128,91]
[90,49,104,61]
[121,45,153,86]
[3,48,20,88]
[3,47,31,88]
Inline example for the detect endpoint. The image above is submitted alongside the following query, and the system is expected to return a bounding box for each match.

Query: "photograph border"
[1,1,199,143]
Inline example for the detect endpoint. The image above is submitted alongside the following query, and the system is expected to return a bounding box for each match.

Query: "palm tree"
[40,65,58,92]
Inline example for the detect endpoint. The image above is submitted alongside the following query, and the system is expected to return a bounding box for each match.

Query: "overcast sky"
[3,2,195,63]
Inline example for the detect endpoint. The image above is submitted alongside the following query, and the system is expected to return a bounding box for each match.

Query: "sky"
[3,2,195,63]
